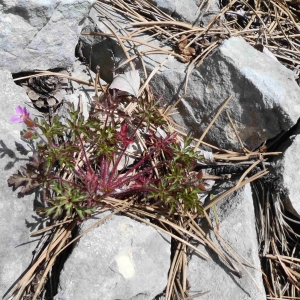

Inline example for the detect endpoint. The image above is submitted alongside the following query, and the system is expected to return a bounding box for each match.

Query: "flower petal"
[15,106,23,115]
[23,107,29,118]
[10,116,21,122]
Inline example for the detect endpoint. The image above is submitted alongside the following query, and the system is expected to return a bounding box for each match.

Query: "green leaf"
[65,203,73,216]
[76,208,85,219]
[55,196,68,202]
[52,182,63,194]
[45,206,57,216]
[72,193,88,203]
[83,207,95,215]
[53,206,63,219]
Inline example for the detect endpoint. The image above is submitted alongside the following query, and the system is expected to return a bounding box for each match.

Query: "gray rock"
[82,4,300,151]
[147,36,300,151]
[188,184,266,300]
[274,134,300,217]
[0,0,96,73]
[79,6,130,83]
[149,0,220,26]
[173,0,220,26]
[58,60,107,122]
[63,60,98,121]
[0,70,41,298]
[148,0,175,16]
[83,1,219,81]
[56,213,171,300]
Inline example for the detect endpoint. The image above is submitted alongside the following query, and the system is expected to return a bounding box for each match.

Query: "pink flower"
[11,106,30,123]
[11,106,35,127]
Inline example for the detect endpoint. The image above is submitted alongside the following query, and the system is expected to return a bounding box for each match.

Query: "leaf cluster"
[8,91,206,220]
[149,135,205,214]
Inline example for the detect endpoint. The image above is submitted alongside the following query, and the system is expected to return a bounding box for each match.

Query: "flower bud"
[24,118,36,128]
[23,131,34,139]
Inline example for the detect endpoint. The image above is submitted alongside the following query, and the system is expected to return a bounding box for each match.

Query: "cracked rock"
[55,212,171,300]
[0,0,96,73]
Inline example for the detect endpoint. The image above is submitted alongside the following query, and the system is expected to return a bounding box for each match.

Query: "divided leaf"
[7,172,37,193]
[7,173,27,189]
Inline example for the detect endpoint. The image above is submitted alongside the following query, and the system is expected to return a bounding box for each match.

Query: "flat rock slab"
[56,213,171,300]
[0,70,41,299]
[188,184,265,300]
[0,0,96,73]
[274,134,300,217]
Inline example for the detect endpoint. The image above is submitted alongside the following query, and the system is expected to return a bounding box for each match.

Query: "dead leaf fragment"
[109,70,140,98]
[176,35,196,63]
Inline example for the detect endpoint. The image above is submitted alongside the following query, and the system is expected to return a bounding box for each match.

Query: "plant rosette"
[8,71,207,222]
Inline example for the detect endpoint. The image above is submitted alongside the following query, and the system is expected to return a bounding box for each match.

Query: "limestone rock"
[273,134,300,217]
[148,0,175,16]
[56,213,171,300]
[0,0,96,73]
[149,0,220,26]
[79,5,129,83]
[0,70,41,298]
[146,36,300,151]
[188,184,266,300]
[81,4,300,151]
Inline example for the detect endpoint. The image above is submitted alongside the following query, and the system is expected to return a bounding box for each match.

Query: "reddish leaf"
[117,123,134,147]
[23,131,34,139]
[7,173,27,188]
[198,183,206,191]
[197,170,203,180]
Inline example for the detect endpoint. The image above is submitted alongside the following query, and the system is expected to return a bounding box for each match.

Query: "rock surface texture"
[81,6,300,151]
[0,0,96,73]
[0,70,41,299]
[2,1,300,300]
[174,37,300,150]
[274,134,300,217]
[56,213,171,300]
[188,184,265,300]
[144,36,300,150]
[149,0,220,26]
